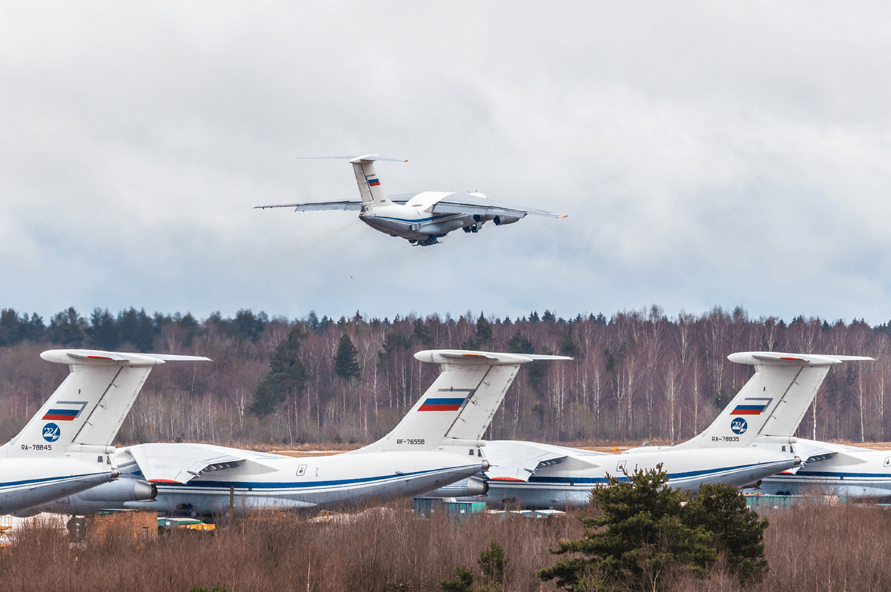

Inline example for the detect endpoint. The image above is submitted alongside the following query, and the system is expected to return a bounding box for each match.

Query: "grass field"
[3,499,891,592]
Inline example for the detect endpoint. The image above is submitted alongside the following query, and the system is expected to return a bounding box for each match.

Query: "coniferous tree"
[47,307,86,347]
[334,333,361,380]
[412,318,433,348]
[537,466,717,592]
[88,308,119,350]
[118,307,156,351]
[559,325,581,358]
[251,324,307,416]
[683,483,769,584]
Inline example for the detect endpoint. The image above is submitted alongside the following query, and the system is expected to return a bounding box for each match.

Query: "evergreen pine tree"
[537,466,717,591]
[683,483,769,584]
[251,325,307,416]
[334,333,361,380]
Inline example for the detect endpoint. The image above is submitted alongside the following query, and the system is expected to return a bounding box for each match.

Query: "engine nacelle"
[493,215,520,226]
[79,479,157,502]
[421,477,489,498]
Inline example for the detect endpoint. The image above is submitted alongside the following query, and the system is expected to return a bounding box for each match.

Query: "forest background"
[1,305,889,447]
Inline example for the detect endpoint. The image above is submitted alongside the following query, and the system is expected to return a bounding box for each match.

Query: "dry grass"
[0,503,586,592]
[4,499,891,591]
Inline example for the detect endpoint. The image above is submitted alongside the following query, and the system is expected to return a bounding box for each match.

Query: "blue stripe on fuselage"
[526,462,785,486]
[155,464,481,492]
[369,213,459,224]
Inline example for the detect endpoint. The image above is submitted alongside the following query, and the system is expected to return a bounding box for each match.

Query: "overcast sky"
[2,2,891,325]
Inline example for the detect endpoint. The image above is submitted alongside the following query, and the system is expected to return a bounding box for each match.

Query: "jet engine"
[421,477,489,498]
[78,479,157,502]
[493,215,520,226]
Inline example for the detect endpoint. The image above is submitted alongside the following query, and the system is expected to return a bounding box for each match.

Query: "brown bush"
[3,503,891,592]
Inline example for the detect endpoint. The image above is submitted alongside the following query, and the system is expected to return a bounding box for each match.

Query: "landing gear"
[463,224,479,233]
[416,236,442,246]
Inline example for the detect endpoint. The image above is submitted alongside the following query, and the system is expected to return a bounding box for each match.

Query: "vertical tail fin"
[349,155,404,207]
[358,350,571,453]
[1,350,210,458]
[680,352,873,449]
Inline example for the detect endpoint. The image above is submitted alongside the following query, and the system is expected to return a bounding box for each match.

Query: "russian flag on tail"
[367,177,381,187]
[730,398,772,416]
[42,401,87,421]
[419,397,465,411]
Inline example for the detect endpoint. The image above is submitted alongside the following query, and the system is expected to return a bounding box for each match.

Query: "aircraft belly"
[362,214,468,240]
[482,454,795,510]
[133,461,483,516]
[362,217,412,237]
[760,471,891,499]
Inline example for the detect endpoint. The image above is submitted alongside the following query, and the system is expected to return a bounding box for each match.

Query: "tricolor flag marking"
[419,397,465,412]
[41,401,87,422]
[730,398,772,416]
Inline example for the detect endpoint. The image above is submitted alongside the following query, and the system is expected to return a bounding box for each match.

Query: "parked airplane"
[428,351,872,509]
[31,350,570,517]
[254,155,567,246]
[758,438,891,500]
[0,349,210,514]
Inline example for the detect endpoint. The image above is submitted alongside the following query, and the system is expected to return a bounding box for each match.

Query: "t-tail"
[349,155,404,208]
[354,350,571,454]
[676,351,873,450]
[0,349,211,460]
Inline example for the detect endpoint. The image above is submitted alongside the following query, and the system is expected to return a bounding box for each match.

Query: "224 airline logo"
[730,418,748,435]
[42,423,61,442]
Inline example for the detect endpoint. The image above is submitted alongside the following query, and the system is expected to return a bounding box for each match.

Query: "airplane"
[254,155,567,246]
[424,351,873,509]
[28,350,570,517]
[758,438,891,500]
[0,349,210,515]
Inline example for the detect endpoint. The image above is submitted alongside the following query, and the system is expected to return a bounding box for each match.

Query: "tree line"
[1,305,890,446]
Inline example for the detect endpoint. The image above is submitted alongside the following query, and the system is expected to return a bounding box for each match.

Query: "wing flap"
[128,443,246,484]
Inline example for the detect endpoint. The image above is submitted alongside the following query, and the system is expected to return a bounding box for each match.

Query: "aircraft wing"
[430,193,566,219]
[483,442,568,481]
[127,443,246,484]
[254,201,363,212]
[254,195,412,212]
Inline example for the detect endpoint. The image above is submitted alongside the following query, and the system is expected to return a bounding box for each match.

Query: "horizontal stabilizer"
[128,443,245,484]
[293,155,407,164]
[40,350,211,366]
[727,352,874,366]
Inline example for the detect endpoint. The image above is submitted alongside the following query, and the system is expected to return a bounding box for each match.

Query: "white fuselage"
[759,439,891,500]
[360,192,482,241]
[478,441,796,509]
[0,456,117,514]
[39,444,485,517]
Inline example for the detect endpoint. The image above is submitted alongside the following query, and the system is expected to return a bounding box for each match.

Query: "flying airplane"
[426,351,872,509]
[0,349,210,514]
[29,350,570,517]
[254,155,567,246]
[758,438,891,500]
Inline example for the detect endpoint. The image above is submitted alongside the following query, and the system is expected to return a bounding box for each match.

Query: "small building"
[76,510,158,542]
